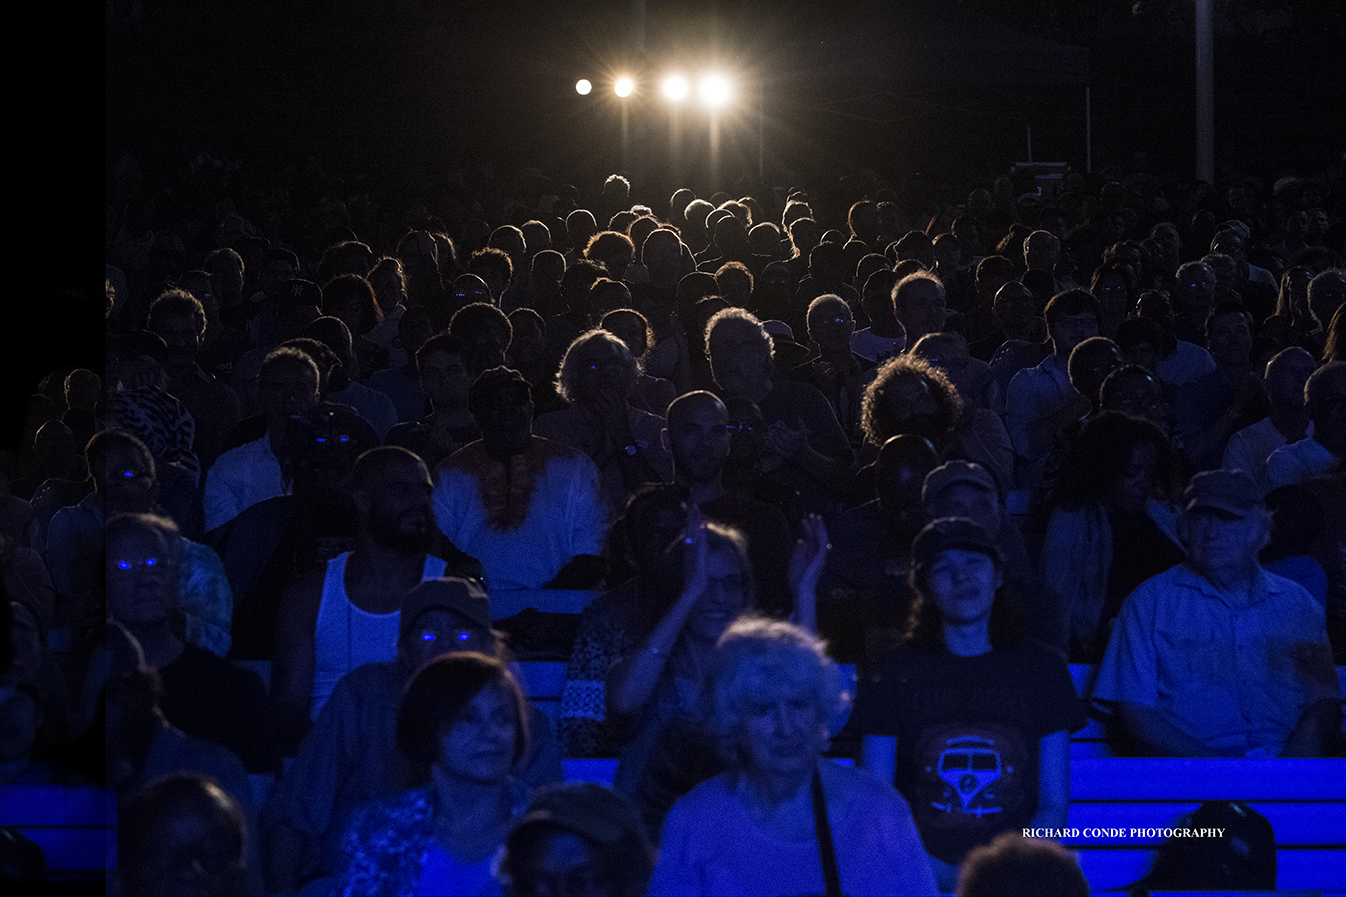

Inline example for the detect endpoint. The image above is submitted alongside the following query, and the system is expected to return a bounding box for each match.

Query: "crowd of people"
[3,153,1345,894]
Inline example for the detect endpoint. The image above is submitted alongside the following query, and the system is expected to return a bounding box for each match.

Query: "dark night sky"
[104,0,1345,193]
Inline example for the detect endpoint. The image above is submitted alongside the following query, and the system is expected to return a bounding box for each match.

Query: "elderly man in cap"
[433,367,608,599]
[263,576,563,896]
[1094,469,1340,757]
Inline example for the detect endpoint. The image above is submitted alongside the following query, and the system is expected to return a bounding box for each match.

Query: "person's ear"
[351,486,372,515]
[661,427,670,453]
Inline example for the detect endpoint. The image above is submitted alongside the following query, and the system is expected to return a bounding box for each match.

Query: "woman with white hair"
[649,617,937,896]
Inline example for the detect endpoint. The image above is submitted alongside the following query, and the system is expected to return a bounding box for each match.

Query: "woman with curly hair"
[860,353,1012,492]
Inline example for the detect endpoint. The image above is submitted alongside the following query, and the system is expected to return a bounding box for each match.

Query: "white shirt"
[1157,340,1216,389]
[1265,435,1339,488]
[203,434,286,532]
[432,440,608,593]
[1006,353,1075,463]
[1094,564,1337,756]
[1223,418,1312,493]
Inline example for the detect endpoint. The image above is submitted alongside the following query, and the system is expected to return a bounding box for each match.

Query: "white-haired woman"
[649,617,937,896]
[533,328,673,515]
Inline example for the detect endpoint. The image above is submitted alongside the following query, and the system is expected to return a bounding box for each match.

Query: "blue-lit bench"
[0,786,114,885]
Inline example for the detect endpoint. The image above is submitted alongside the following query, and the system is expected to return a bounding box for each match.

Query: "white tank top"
[310,551,448,719]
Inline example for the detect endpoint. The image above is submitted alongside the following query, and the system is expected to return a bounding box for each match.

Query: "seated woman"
[858,354,1012,496]
[533,329,674,518]
[335,653,531,897]
[559,485,689,759]
[1039,411,1184,661]
[650,617,937,896]
[853,518,1085,893]
[606,508,828,833]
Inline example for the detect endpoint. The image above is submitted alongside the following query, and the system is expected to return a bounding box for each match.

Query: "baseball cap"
[400,577,493,642]
[511,782,651,849]
[911,517,1000,569]
[1183,469,1261,518]
[921,461,998,506]
[270,278,323,308]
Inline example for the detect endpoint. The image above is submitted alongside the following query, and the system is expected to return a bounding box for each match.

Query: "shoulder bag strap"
[811,765,842,897]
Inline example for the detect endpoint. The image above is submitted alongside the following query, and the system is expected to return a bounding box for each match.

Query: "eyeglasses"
[110,556,174,573]
[725,421,757,434]
[416,629,477,644]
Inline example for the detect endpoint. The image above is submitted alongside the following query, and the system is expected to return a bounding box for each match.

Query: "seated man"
[433,367,608,598]
[1094,469,1341,757]
[662,391,792,616]
[385,331,479,472]
[533,329,672,518]
[1266,361,1345,488]
[705,308,853,514]
[272,446,454,745]
[263,577,563,896]
[1005,290,1101,490]
[105,513,276,774]
[1223,348,1316,492]
[203,347,321,534]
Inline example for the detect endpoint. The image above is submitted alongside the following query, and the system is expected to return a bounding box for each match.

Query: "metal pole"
[758,79,764,180]
[1085,85,1092,174]
[1195,0,1214,183]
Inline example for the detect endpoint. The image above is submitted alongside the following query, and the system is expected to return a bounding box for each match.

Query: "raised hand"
[787,513,830,631]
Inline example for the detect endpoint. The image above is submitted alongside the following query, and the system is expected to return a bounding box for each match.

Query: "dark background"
[72,0,1346,449]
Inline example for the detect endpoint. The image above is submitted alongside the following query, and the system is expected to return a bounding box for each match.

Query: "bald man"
[663,391,793,615]
[1223,348,1317,491]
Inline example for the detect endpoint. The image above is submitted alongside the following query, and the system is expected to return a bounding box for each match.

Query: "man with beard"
[272,446,452,749]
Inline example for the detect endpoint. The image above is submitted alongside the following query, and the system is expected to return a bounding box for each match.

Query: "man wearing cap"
[263,576,564,896]
[1094,469,1340,757]
[433,367,608,595]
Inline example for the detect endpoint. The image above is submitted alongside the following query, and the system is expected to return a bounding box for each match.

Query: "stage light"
[615,77,634,98]
[575,79,592,96]
[663,75,689,101]
[699,73,731,107]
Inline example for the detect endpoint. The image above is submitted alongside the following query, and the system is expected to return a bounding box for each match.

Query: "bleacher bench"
[0,786,114,885]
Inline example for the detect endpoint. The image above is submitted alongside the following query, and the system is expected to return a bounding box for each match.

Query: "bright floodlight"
[663,75,689,101]
[575,79,592,96]
[615,77,634,98]
[699,73,731,107]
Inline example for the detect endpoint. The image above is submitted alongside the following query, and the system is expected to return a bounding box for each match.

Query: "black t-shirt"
[158,643,278,774]
[850,640,1085,865]
[1102,508,1184,650]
